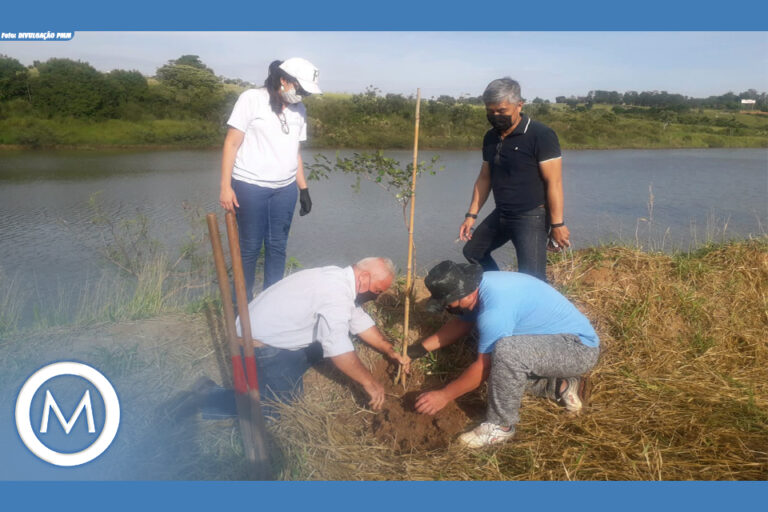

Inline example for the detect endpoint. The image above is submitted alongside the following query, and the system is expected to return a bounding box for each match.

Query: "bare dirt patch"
[368,361,471,453]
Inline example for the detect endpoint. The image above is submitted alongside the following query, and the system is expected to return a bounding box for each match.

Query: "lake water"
[1,147,766,322]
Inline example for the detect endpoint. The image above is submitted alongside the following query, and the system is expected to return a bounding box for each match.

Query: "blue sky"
[1,31,766,101]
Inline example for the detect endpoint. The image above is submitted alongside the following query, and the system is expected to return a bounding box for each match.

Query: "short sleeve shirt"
[464,272,600,354]
[235,266,375,358]
[482,114,562,215]
[227,88,308,189]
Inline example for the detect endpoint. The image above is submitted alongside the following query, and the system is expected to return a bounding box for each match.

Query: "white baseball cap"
[279,57,322,95]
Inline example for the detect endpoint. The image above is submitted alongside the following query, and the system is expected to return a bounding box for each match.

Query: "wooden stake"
[398,89,421,387]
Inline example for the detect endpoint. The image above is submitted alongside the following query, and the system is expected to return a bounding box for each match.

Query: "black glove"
[299,188,312,216]
[407,343,429,360]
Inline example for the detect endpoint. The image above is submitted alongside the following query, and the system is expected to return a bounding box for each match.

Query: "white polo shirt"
[227,88,308,188]
[235,266,375,358]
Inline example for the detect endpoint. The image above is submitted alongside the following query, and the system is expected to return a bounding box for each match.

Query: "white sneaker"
[458,422,515,448]
[556,377,587,412]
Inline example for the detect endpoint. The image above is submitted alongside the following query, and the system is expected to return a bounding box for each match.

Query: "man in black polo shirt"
[459,77,570,282]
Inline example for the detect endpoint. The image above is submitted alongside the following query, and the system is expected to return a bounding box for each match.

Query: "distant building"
[741,99,756,111]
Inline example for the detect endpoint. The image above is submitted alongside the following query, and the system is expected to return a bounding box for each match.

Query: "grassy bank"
[0,117,223,148]
[1,103,766,151]
[1,238,765,479]
[544,105,768,150]
[269,238,767,480]
[306,96,768,150]
[2,55,765,151]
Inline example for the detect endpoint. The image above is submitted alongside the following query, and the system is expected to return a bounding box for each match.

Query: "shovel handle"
[225,212,255,347]
[206,213,239,355]
[207,211,270,479]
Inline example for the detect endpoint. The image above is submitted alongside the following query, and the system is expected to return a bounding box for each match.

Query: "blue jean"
[202,342,324,419]
[232,179,298,300]
[463,205,549,281]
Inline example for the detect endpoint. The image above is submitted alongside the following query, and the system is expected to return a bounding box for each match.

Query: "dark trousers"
[202,342,324,419]
[232,179,298,300]
[463,205,549,281]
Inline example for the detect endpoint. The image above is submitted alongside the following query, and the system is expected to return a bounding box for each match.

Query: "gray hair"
[482,77,522,105]
[354,257,396,282]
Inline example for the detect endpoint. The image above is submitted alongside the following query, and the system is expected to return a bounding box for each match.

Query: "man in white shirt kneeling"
[180,257,409,419]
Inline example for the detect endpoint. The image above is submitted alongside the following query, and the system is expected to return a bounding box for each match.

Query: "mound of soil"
[368,361,473,453]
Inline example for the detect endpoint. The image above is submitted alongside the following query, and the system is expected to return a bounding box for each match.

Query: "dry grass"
[267,239,768,480]
[3,240,764,480]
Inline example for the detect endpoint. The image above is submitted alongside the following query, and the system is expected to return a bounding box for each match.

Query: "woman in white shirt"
[219,58,321,298]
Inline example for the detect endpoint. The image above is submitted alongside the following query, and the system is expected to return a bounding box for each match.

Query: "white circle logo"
[15,362,120,467]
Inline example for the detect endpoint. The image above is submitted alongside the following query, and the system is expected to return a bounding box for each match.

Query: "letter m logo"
[39,390,96,434]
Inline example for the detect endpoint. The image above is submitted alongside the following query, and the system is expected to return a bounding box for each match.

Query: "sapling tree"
[305,150,442,227]
[305,92,442,386]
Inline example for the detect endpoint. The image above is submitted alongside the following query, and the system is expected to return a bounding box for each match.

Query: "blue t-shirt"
[466,272,600,353]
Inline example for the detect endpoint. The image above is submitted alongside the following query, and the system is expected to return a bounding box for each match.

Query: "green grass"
[0,272,26,336]
[0,117,224,148]
[0,265,216,337]
[1,103,766,150]
[0,197,220,336]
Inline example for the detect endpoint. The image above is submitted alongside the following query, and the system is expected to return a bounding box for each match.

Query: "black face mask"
[445,305,471,316]
[355,291,379,306]
[487,114,513,133]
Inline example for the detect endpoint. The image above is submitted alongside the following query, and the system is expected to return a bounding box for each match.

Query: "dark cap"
[424,260,483,313]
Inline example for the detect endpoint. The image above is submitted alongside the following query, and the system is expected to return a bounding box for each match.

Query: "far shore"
[2,141,766,153]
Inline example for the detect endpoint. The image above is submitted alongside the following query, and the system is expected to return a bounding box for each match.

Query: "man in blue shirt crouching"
[411,260,600,448]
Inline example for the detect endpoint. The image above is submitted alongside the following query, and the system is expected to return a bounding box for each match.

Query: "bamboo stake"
[398,89,421,387]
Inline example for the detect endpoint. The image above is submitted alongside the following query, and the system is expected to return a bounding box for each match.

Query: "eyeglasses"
[278,112,289,134]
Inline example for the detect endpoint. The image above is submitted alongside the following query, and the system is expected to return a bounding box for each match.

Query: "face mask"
[280,87,302,104]
[487,114,513,133]
[445,305,471,316]
[355,291,379,306]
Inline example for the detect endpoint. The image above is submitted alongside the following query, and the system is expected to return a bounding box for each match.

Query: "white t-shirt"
[227,88,308,188]
[235,266,375,358]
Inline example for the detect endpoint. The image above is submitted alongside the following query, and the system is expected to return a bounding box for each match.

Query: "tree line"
[1,54,766,150]
[555,89,767,111]
[0,54,239,123]
[1,54,766,124]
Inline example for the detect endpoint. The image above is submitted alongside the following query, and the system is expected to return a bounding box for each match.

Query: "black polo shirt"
[482,114,562,215]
